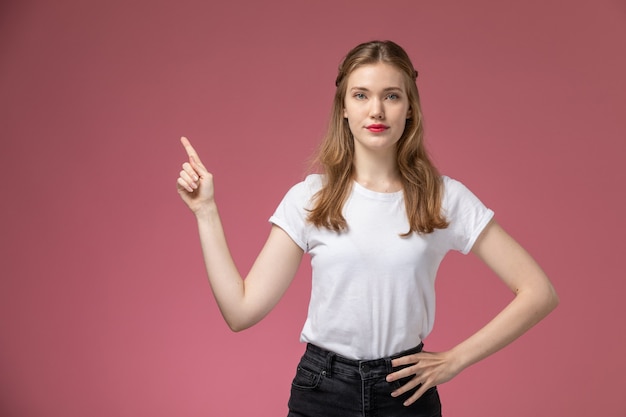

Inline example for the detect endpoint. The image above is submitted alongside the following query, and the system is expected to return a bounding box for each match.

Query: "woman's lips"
[366,124,389,133]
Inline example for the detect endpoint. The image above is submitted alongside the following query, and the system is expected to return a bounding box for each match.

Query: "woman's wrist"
[447,343,479,374]
[193,200,219,219]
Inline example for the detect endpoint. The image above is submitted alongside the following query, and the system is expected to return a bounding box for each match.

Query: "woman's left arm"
[387,219,559,406]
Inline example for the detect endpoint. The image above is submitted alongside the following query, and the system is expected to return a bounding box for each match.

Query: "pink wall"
[1,0,624,415]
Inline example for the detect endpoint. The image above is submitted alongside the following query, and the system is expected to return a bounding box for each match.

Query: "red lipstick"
[366,124,388,133]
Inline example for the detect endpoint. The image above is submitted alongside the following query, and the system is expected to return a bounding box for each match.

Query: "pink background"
[1,0,624,416]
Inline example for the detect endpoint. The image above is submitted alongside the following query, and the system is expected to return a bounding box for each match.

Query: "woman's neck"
[352,151,402,193]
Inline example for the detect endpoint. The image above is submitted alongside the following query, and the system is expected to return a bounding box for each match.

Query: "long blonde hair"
[307,40,449,236]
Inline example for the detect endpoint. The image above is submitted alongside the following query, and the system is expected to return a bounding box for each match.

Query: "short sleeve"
[441,176,494,254]
[269,175,322,252]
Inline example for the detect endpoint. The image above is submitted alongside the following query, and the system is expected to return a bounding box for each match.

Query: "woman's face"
[343,62,411,157]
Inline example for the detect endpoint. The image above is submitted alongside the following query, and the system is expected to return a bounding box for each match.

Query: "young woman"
[176,40,559,417]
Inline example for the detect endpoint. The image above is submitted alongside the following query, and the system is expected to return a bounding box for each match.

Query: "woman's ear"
[343,108,348,119]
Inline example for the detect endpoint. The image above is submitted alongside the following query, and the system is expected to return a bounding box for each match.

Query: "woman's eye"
[387,93,399,100]
[354,93,366,100]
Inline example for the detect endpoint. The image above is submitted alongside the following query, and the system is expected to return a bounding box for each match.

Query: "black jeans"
[287,343,442,417]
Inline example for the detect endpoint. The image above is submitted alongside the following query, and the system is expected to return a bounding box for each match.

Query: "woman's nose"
[369,100,384,119]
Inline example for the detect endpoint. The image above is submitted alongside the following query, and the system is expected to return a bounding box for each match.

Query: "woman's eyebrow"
[349,86,404,92]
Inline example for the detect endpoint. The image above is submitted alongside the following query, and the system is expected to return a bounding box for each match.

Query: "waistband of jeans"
[305,342,424,369]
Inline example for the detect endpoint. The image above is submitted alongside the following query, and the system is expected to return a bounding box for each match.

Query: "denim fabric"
[287,343,442,417]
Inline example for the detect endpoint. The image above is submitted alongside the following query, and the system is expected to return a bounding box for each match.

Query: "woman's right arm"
[177,137,304,331]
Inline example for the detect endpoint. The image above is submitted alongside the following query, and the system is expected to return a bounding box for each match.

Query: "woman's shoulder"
[281,174,324,204]
[291,173,324,194]
[303,173,324,188]
[440,175,462,196]
[440,174,492,214]
[440,175,480,206]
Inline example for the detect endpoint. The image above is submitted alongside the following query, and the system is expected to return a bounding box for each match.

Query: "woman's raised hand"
[176,136,215,214]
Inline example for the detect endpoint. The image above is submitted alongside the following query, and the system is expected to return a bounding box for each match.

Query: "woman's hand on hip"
[386,350,464,406]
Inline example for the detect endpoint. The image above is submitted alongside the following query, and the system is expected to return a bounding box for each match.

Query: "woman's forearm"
[450,279,559,371]
[194,203,249,330]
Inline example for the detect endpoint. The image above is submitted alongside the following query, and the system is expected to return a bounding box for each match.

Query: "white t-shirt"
[269,174,494,360]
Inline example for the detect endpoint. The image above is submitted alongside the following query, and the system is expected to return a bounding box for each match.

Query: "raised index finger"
[180,136,202,161]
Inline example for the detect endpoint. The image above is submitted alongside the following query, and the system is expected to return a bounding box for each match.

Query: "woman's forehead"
[346,63,406,90]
